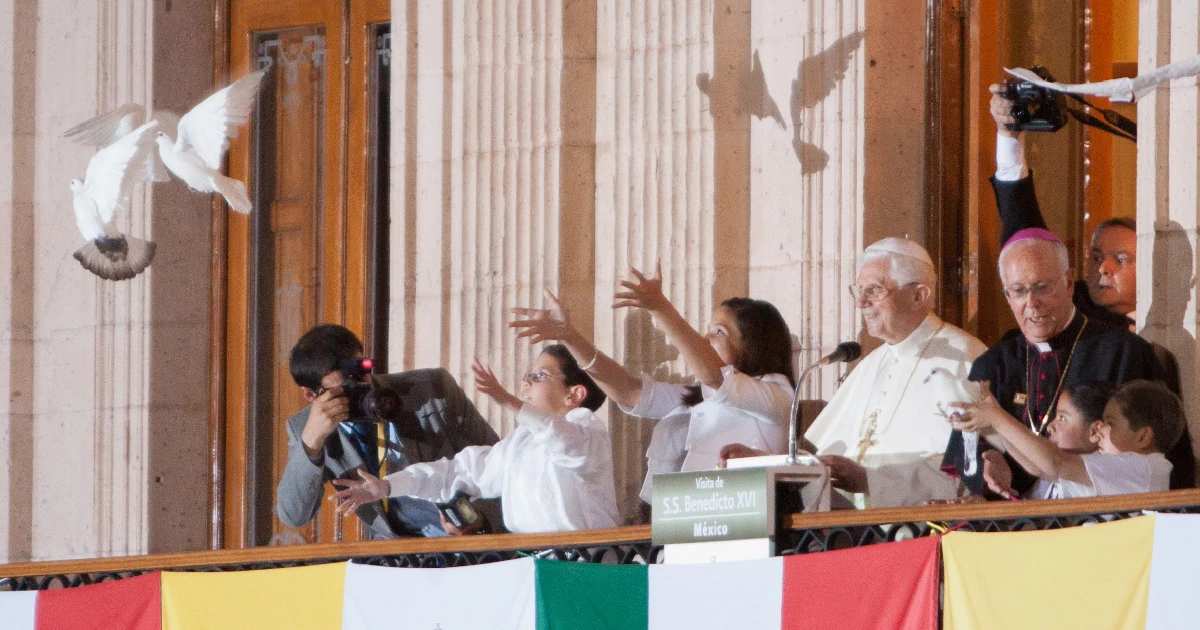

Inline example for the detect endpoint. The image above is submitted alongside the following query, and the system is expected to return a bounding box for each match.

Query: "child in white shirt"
[329,344,619,533]
[953,379,1183,499]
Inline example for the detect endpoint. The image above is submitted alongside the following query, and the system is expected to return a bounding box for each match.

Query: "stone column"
[748,0,870,399]
[388,0,567,437]
[0,0,212,562]
[1138,0,1200,467]
[0,0,38,562]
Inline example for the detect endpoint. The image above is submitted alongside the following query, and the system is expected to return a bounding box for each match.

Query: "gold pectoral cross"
[856,409,881,463]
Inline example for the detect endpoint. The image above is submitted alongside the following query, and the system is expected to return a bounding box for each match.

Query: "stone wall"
[386,0,925,523]
[0,0,213,563]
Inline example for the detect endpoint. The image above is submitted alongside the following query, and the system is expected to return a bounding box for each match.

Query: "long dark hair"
[682,297,795,406]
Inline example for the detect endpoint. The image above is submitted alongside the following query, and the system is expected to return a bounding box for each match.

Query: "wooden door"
[222,0,390,549]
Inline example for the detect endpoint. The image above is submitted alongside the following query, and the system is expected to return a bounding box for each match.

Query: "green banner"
[651,468,770,545]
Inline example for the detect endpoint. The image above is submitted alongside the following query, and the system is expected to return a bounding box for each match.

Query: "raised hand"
[990,83,1019,137]
[510,288,577,344]
[613,261,671,313]
[300,385,349,457]
[471,359,521,412]
[330,469,391,517]
[946,395,1007,433]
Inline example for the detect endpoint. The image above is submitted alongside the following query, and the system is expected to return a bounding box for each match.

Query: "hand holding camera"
[994,66,1067,133]
[301,386,350,456]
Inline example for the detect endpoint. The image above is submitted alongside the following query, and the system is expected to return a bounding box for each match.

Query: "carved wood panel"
[224,0,389,549]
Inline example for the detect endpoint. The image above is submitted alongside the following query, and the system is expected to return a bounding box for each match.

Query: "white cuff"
[994,132,1029,181]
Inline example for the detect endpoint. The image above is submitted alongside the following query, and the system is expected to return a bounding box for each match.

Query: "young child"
[953,379,1183,499]
[981,382,1114,499]
[330,344,619,534]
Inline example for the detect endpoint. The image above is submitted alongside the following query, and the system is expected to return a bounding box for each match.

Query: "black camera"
[999,66,1067,132]
[437,491,482,530]
[337,358,403,422]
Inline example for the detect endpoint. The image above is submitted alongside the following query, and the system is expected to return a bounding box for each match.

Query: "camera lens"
[362,387,402,421]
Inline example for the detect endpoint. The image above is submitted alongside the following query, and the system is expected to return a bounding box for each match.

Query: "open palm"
[510,288,575,343]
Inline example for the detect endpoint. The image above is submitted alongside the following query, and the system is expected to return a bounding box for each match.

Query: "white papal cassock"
[804,314,988,507]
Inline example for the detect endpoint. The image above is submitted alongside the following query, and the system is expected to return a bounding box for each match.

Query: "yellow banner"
[161,562,346,630]
[943,516,1154,630]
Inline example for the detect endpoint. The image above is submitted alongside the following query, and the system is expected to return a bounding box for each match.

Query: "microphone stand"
[785,361,823,464]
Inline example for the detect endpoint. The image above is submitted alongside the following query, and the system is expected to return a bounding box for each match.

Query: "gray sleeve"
[275,408,329,528]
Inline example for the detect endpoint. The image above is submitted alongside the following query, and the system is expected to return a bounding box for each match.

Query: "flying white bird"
[64,70,266,214]
[69,120,159,280]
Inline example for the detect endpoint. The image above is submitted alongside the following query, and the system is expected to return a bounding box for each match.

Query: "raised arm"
[990,83,1048,246]
[509,289,644,409]
[613,262,726,389]
[951,397,1090,486]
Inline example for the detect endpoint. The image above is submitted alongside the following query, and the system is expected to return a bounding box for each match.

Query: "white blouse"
[384,405,619,533]
[620,365,794,500]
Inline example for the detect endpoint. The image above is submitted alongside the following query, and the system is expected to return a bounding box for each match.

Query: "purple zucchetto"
[1003,227,1064,250]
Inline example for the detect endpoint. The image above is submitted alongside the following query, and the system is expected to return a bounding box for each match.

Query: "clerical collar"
[887,313,942,358]
[1032,308,1082,352]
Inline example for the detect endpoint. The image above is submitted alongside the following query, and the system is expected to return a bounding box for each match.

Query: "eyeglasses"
[1001,280,1060,301]
[848,282,918,301]
[522,370,565,383]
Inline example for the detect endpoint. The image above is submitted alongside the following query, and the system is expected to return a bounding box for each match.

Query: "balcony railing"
[4,489,1200,591]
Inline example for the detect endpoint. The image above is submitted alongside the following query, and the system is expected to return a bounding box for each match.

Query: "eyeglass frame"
[1001,275,1067,302]
[848,281,920,302]
[522,370,566,384]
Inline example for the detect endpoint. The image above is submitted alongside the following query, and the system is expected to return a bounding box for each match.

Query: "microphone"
[815,341,862,367]
[787,341,862,463]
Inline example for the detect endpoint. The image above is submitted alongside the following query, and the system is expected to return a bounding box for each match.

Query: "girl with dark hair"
[511,263,796,502]
[984,381,1115,500]
[957,379,1180,500]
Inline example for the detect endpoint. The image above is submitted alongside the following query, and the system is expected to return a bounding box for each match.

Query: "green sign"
[651,468,770,545]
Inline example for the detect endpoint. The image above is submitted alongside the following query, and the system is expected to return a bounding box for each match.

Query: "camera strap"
[377,422,390,513]
[1064,94,1137,143]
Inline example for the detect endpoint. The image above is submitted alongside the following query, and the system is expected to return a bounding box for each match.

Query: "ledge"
[5,489,1200,580]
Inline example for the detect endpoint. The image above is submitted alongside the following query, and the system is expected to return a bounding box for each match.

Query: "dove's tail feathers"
[73,235,156,281]
[124,236,156,275]
[214,175,252,214]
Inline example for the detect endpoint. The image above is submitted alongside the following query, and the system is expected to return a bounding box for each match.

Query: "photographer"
[276,324,502,538]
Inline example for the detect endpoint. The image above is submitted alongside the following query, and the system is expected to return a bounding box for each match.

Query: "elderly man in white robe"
[804,238,987,507]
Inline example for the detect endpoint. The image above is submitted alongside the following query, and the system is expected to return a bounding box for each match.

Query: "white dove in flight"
[63,70,266,214]
[63,102,176,182]
[154,70,265,213]
[69,120,159,281]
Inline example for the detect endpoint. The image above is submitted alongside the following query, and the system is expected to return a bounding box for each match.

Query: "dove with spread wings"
[63,71,266,280]
[65,70,265,216]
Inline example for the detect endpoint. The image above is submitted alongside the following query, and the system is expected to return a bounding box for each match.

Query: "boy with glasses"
[330,344,619,534]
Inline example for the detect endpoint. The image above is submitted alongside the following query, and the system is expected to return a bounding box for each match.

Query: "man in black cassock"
[982,84,1194,489]
[942,230,1188,497]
